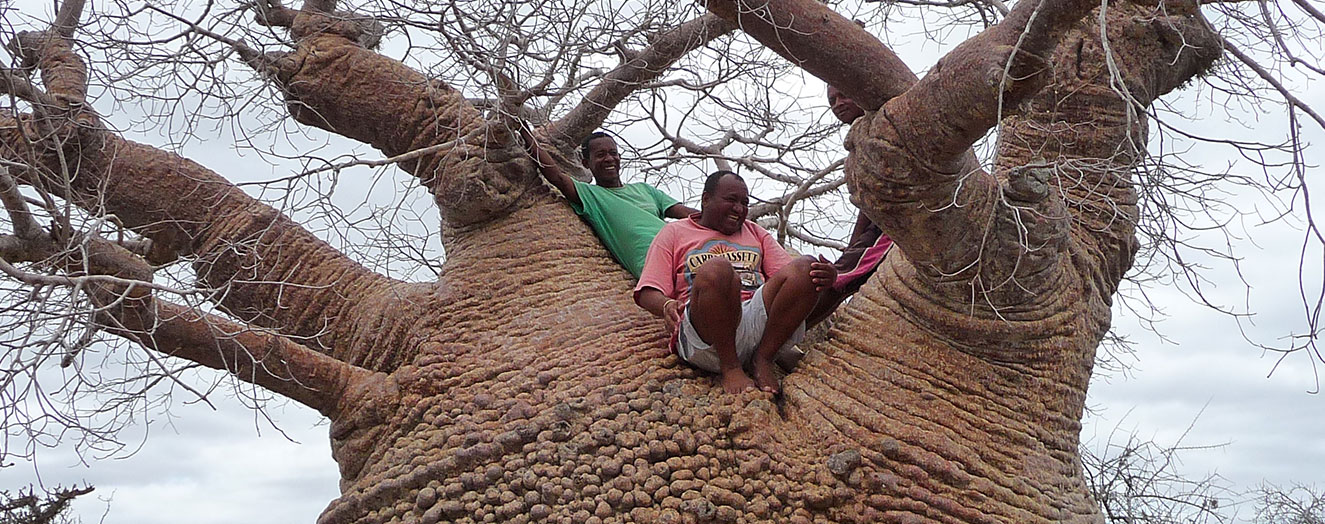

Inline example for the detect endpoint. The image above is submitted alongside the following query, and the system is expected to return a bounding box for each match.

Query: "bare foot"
[720,368,756,394]
[752,356,781,394]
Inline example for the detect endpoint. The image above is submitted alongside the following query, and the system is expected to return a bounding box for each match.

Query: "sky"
[1,1,1323,523]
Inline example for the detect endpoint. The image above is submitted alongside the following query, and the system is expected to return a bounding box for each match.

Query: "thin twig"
[0,257,191,296]
[238,138,463,186]
[1222,38,1325,131]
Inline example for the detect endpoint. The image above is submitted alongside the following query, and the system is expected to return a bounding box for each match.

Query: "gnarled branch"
[0,111,407,362]
[702,0,917,111]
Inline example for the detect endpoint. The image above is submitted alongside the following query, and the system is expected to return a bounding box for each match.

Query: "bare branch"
[1290,0,1325,25]
[748,160,846,221]
[548,13,736,146]
[51,0,88,39]
[0,485,95,523]
[784,223,847,250]
[0,67,60,113]
[0,166,42,241]
[0,257,193,296]
[702,0,918,110]
[145,6,273,72]
[266,21,538,229]
[3,221,371,416]
[654,125,736,173]
[0,114,407,356]
[1223,38,1325,131]
[104,298,372,416]
[276,137,464,182]
[302,0,337,14]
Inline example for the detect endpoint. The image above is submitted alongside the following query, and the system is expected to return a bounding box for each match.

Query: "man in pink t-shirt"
[635,171,838,394]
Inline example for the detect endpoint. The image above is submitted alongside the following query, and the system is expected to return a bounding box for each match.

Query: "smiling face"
[698,174,749,235]
[827,86,865,124]
[584,136,623,187]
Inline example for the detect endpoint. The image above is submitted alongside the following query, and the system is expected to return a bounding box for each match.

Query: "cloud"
[1,391,337,524]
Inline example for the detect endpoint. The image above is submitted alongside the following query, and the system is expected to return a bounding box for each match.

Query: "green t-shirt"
[571,180,681,277]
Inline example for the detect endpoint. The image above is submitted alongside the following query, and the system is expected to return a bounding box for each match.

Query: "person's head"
[580,131,622,187]
[827,85,865,124]
[699,170,749,235]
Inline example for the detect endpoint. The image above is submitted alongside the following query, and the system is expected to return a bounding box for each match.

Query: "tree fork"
[271,19,536,229]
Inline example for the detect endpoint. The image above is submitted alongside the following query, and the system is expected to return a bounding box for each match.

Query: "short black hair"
[580,131,614,162]
[703,170,742,195]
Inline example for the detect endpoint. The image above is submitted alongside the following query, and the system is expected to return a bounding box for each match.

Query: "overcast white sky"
[2,1,1323,522]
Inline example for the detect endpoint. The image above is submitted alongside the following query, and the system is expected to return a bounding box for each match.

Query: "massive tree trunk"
[0,0,1221,522]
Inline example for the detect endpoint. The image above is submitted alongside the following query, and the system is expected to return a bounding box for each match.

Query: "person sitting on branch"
[634,171,837,394]
[523,128,697,277]
[806,85,895,326]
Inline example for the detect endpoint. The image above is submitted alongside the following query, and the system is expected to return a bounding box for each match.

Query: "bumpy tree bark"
[0,0,1221,522]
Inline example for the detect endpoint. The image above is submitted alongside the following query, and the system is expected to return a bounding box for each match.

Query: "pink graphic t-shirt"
[634,215,793,304]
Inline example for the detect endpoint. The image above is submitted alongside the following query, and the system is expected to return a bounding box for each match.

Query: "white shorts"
[676,286,806,373]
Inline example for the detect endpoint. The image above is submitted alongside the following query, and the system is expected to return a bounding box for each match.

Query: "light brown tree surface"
[1,0,1295,522]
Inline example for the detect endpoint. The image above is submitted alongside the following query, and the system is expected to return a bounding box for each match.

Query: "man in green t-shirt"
[523,129,697,276]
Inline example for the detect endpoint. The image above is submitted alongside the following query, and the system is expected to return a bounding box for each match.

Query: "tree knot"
[1004,162,1054,203]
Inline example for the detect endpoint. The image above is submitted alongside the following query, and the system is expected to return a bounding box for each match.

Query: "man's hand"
[517,122,545,162]
[517,122,580,205]
[662,299,684,335]
[810,255,838,292]
[636,288,683,335]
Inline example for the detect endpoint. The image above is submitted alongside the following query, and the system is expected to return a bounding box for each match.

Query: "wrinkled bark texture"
[0,1,1221,523]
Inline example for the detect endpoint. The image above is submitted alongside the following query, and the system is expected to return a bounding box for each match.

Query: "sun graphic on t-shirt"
[707,244,736,255]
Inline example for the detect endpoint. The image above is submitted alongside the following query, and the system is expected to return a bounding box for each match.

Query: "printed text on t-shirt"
[682,240,764,290]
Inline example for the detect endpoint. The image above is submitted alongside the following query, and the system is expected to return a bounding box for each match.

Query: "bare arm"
[664,203,698,219]
[520,125,582,207]
[635,286,683,334]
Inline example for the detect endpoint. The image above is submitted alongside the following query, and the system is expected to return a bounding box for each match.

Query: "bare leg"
[752,256,819,393]
[689,258,752,394]
[806,287,846,328]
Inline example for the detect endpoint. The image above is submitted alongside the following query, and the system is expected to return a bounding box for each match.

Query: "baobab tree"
[1,0,1320,523]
